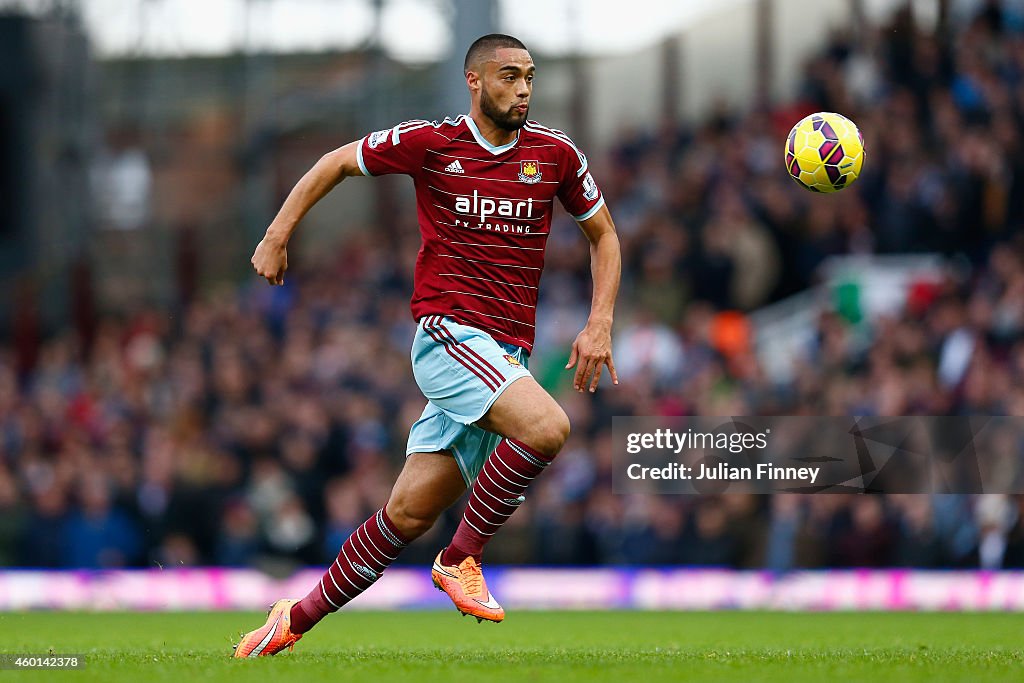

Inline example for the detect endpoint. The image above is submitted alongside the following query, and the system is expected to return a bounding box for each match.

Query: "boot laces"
[460,558,484,597]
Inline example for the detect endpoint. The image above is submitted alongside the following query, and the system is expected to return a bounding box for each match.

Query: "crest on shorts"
[518,160,542,184]
[503,354,522,368]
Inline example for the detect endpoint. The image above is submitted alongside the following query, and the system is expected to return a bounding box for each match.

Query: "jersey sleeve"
[556,143,605,222]
[356,120,434,177]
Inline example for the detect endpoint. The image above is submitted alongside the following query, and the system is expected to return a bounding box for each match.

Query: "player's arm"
[566,203,621,392]
[251,140,364,285]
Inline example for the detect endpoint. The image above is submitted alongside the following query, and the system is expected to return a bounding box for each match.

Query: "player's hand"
[565,320,618,393]
[251,234,288,285]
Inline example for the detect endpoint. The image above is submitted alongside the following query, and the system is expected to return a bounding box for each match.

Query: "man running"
[235,33,620,657]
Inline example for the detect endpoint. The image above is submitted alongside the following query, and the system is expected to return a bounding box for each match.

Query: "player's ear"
[466,69,480,94]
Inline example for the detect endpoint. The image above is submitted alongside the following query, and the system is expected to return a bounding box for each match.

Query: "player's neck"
[468,111,518,148]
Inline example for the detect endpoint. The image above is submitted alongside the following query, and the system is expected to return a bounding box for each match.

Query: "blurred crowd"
[4,2,1024,572]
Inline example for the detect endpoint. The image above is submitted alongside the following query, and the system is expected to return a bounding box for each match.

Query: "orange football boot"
[232,598,303,657]
[431,550,504,623]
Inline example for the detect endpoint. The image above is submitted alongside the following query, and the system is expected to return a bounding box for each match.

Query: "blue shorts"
[406,315,532,484]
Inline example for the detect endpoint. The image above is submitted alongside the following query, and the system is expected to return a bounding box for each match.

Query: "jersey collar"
[464,115,519,156]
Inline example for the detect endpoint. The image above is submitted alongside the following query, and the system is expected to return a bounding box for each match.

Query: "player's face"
[479,48,534,131]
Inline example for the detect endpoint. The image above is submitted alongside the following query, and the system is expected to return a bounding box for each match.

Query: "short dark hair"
[464,34,528,74]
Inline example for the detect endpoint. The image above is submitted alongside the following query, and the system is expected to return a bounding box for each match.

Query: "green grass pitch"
[0,610,1021,682]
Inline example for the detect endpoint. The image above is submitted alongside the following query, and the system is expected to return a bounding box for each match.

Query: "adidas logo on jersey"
[444,159,465,174]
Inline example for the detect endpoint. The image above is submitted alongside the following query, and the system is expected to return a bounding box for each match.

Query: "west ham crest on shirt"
[518,160,542,184]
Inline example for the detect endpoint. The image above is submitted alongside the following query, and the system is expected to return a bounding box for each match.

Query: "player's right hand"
[251,235,288,285]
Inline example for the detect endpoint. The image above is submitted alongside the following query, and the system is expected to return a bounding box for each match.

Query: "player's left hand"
[566,320,618,393]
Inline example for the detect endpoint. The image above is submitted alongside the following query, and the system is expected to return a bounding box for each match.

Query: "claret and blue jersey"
[357,114,604,353]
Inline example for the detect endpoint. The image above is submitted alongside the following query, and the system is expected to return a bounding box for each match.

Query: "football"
[785,112,865,192]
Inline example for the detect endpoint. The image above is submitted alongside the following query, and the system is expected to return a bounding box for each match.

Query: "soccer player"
[234,33,620,657]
